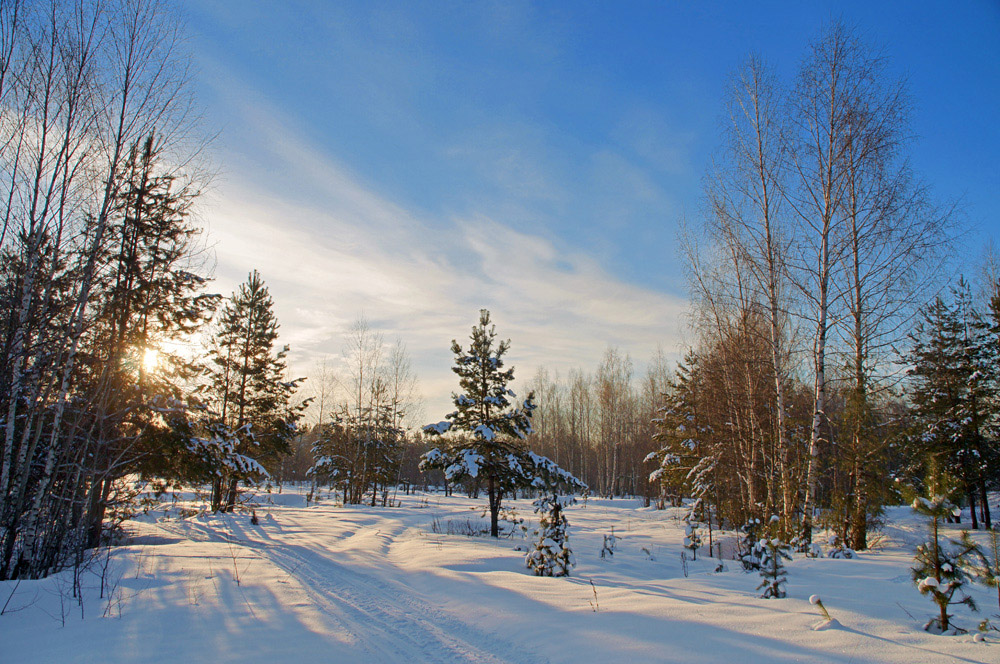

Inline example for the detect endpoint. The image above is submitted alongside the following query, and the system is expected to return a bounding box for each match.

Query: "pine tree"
[647,353,705,507]
[81,134,219,546]
[907,280,996,530]
[420,310,585,537]
[911,492,980,633]
[201,271,304,512]
[525,494,575,577]
[757,536,793,599]
[740,518,764,571]
[683,520,702,561]
[826,534,856,559]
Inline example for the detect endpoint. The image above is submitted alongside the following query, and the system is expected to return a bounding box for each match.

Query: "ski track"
[153,510,544,664]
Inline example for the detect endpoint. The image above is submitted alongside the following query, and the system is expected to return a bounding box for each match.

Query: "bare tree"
[785,23,863,543]
[0,0,205,580]
[834,51,952,548]
[705,54,798,533]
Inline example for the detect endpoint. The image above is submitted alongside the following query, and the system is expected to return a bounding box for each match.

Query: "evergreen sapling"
[740,518,763,571]
[600,527,617,560]
[526,494,575,577]
[827,534,856,559]
[911,495,979,633]
[757,536,793,599]
[683,521,702,561]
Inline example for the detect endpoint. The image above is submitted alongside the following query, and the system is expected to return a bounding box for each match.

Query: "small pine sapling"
[810,594,832,621]
[526,494,575,577]
[600,526,618,560]
[809,594,841,630]
[740,518,763,571]
[756,536,793,599]
[911,495,980,633]
[683,521,702,561]
[827,534,855,559]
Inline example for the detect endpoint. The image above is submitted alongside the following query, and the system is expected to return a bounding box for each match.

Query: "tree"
[683,520,702,561]
[907,281,995,530]
[0,0,208,580]
[525,494,575,577]
[786,23,868,545]
[76,132,217,548]
[595,347,634,498]
[911,491,980,633]
[757,534,793,599]
[309,320,418,506]
[203,271,303,512]
[705,54,795,534]
[420,309,584,537]
[648,353,706,508]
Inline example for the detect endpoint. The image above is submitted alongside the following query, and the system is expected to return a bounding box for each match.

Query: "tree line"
[0,1,303,581]
[644,22,990,552]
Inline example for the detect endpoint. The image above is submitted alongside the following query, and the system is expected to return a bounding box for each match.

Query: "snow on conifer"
[683,521,702,561]
[757,536,793,599]
[827,534,856,559]
[526,494,575,577]
[420,310,585,537]
[911,493,981,633]
[740,518,763,571]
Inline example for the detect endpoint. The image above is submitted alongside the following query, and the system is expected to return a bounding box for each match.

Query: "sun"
[142,348,160,373]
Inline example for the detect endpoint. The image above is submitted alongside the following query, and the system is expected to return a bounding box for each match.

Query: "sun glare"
[142,348,159,373]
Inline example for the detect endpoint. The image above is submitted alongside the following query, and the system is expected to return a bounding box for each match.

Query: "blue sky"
[176,1,1000,416]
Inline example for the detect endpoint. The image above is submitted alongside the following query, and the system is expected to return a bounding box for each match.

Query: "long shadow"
[249,530,950,664]
[831,622,988,664]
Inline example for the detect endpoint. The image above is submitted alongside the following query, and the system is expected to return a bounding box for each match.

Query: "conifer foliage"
[198,271,305,512]
[907,280,996,531]
[911,493,980,633]
[526,494,575,577]
[683,521,702,561]
[0,0,223,580]
[421,310,585,537]
[757,536,793,599]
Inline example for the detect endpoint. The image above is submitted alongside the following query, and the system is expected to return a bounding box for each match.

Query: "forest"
[0,6,996,647]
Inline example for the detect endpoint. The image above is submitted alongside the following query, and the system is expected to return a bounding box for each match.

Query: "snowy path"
[0,490,996,663]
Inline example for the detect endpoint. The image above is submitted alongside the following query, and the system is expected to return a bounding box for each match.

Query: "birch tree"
[705,54,797,533]
[0,0,206,580]
[786,23,860,544]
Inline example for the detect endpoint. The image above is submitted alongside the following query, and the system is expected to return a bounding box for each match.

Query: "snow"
[0,492,996,663]
[422,421,452,435]
[446,449,483,479]
[473,423,495,441]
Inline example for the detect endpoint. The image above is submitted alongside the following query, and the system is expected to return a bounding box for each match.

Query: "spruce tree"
[740,518,764,571]
[683,521,702,561]
[80,134,219,547]
[421,309,585,537]
[526,494,575,577]
[201,271,303,512]
[757,536,793,599]
[907,280,996,530]
[647,353,705,507]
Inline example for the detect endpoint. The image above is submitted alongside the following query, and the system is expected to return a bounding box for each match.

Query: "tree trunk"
[488,476,499,538]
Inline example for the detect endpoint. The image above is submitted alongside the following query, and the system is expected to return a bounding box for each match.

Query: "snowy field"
[0,487,996,663]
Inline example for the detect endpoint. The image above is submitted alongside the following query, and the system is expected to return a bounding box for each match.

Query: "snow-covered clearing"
[1,488,996,663]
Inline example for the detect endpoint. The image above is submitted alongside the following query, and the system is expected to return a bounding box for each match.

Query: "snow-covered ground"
[1,487,996,663]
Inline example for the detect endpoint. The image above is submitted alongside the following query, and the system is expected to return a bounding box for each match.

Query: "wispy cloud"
[195,66,688,418]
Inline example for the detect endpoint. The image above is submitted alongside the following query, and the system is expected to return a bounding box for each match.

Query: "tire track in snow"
[260,541,545,664]
[152,514,545,664]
